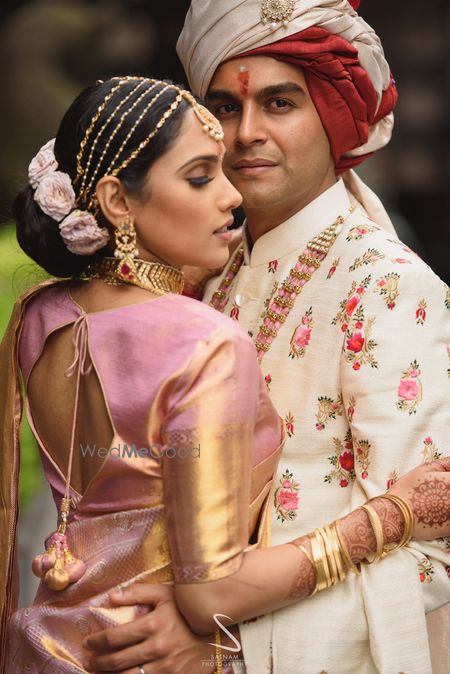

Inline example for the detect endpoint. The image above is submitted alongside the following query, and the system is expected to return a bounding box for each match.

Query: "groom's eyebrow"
[178,154,220,170]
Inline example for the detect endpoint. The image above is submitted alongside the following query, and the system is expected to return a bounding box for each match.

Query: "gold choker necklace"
[84,257,184,295]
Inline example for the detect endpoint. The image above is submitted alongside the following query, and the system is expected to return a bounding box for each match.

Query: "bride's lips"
[213,217,234,241]
[232,158,278,175]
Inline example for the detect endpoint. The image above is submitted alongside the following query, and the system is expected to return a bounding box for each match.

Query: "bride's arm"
[175,461,450,635]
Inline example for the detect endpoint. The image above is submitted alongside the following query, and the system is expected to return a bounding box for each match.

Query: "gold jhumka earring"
[114,214,139,282]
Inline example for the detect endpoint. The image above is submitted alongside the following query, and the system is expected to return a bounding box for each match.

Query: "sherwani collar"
[242,179,351,267]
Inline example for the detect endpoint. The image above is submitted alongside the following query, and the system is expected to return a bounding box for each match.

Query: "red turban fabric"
[241,26,398,173]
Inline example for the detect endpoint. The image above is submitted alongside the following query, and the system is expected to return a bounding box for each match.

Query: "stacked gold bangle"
[292,494,413,595]
[307,524,348,593]
[361,493,414,564]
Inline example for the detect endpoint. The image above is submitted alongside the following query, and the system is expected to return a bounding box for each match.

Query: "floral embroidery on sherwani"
[289,307,313,359]
[274,469,299,522]
[354,437,371,479]
[331,275,371,331]
[415,298,427,325]
[324,429,355,487]
[348,248,385,272]
[396,359,422,414]
[418,557,435,583]
[284,412,295,437]
[315,393,344,430]
[267,259,278,273]
[373,272,400,309]
[230,301,240,321]
[326,257,340,279]
[346,224,378,241]
[421,437,442,463]
[344,305,378,371]
[386,469,399,489]
[346,395,356,422]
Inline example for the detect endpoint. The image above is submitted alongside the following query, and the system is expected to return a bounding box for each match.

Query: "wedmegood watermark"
[79,442,200,460]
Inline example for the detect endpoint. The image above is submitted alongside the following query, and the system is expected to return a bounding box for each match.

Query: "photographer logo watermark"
[202,614,245,670]
[79,442,200,461]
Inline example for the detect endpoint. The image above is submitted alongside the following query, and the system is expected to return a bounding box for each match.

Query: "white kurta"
[204,179,450,674]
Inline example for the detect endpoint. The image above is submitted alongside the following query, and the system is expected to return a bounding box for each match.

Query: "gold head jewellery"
[74,77,224,213]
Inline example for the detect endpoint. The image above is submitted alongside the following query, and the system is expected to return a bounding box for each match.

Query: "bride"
[1,76,448,674]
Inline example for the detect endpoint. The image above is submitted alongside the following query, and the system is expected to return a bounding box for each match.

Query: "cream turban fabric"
[177,0,395,162]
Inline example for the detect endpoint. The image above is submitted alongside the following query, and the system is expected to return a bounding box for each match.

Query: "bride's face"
[129,109,242,269]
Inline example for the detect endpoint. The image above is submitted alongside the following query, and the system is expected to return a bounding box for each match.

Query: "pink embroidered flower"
[282,479,292,488]
[59,209,109,255]
[268,259,278,273]
[425,436,432,444]
[341,323,348,333]
[356,286,364,294]
[346,332,365,353]
[416,307,426,322]
[278,490,299,510]
[377,278,386,287]
[347,405,354,422]
[355,321,363,329]
[353,362,361,371]
[265,374,272,386]
[293,325,311,348]
[397,379,419,400]
[230,304,240,320]
[387,302,396,310]
[339,478,349,488]
[409,369,419,378]
[339,451,354,472]
[28,138,58,188]
[361,471,368,479]
[34,171,75,222]
[345,296,359,315]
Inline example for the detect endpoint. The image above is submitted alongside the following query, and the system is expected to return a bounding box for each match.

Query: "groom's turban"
[177,0,397,173]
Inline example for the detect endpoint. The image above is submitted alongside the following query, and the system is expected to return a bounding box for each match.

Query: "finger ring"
[138,667,145,674]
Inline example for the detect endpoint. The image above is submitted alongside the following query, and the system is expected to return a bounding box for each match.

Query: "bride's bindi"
[238,65,250,96]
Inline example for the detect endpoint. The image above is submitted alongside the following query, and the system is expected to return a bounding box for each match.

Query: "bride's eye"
[188,176,214,187]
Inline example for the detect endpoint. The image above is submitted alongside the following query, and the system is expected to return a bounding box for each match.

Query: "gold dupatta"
[0,279,63,673]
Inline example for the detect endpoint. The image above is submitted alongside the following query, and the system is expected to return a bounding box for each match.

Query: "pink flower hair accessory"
[34,171,76,222]
[28,138,58,188]
[59,209,110,256]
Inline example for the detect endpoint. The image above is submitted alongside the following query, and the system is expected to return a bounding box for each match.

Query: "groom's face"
[206,55,335,219]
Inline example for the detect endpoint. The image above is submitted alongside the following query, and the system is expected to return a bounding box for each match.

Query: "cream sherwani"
[204,179,450,674]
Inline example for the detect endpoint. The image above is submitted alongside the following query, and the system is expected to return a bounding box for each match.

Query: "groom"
[85,1,450,672]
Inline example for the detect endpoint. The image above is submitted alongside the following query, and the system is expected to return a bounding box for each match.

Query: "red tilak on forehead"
[237,66,250,96]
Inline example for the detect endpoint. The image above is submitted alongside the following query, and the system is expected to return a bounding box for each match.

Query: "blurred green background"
[0,0,449,509]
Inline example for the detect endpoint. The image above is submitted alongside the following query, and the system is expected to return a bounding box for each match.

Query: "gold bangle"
[324,524,346,583]
[214,628,223,674]
[309,531,328,592]
[288,540,318,596]
[360,504,385,564]
[376,493,414,552]
[318,527,338,586]
[333,521,361,575]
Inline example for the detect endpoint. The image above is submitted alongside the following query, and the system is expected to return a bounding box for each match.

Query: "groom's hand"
[82,583,215,673]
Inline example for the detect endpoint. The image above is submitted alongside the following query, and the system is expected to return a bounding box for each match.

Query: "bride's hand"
[388,456,450,540]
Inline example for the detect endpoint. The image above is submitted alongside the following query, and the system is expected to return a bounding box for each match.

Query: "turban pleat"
[241,27,397,172]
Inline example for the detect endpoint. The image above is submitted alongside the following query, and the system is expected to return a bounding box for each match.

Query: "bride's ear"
[95,176,131,228]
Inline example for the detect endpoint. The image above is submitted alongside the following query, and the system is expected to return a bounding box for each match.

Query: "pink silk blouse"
[5,282,283,672]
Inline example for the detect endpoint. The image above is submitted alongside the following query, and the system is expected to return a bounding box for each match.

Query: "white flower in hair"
[28,138,58,188]
[59,209,110,256]
[34,171,76,222]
